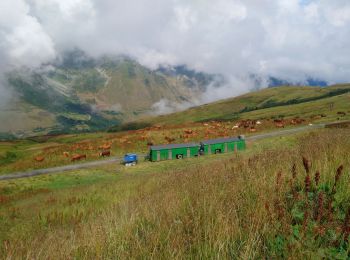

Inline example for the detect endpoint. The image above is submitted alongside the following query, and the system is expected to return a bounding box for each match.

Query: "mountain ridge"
[1,51,219,137]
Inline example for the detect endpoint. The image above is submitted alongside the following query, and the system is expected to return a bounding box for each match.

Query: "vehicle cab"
[123,153,138,166]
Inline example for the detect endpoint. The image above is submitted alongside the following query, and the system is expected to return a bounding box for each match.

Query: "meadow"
[1,98,349,175]
[1,128,350,258]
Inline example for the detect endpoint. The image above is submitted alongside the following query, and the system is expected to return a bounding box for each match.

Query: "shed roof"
[150,142,199,150]
[201,137,242,145]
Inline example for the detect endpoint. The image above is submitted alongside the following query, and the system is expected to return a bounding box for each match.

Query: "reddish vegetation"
[269,156,350,253]
[315,171,320,186]
[302,156,311,173]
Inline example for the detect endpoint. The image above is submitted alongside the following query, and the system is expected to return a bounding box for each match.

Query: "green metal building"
[201,137,246,154]
[149,136,246,162]
[150,143,199,162]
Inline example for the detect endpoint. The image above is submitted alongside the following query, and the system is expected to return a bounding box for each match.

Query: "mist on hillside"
[1,0,350,109]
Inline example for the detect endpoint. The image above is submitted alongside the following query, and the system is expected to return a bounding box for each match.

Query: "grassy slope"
[0,101,56,133]
[142,84,350,125]
[1,128,350,258]
[242,91,350,122]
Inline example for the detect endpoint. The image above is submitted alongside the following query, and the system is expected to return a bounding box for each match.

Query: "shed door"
[187,148,190,158]
[168,149,172,160]
[157,151,160,161]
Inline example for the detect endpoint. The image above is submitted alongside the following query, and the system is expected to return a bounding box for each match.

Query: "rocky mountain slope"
[1,50,219,137]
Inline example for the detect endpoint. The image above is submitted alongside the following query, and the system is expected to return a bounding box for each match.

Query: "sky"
[1,0,350,103]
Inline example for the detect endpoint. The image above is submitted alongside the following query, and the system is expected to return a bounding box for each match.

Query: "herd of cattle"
[32,112,347,163]
[34,143,113,163]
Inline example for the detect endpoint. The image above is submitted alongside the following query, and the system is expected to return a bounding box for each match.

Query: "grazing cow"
[71,154,87,162]
[34,156,45,162]
[274,119,284,123]
[63,152,70,158]
[249,127,257,132]
[165,136,176,143]
[291,118,305,125]
[99,150,111,157]
[184,129,193,134]
[275,122,285,128]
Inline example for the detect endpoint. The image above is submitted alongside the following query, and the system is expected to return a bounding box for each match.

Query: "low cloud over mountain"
[1,0,350,102]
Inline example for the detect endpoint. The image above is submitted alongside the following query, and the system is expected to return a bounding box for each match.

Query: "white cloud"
[1,0,350,106]
[151,99,195,115]
[0,0,56,68]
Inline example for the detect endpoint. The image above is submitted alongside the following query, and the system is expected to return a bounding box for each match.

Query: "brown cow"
[274,119,284,123]
[165,136,176,143]
[184,129,193,134]
[34,156,45,162]
[71,154,87,162]
[275,122,285,128]
[99,150,111,157]
[63,152,70,158]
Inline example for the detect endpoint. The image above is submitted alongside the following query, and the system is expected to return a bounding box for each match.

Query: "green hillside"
[142,84,350,125]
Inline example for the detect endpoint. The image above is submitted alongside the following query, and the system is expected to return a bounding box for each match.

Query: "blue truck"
[123,153,138,166]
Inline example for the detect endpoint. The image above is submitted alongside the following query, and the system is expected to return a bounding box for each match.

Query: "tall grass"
[1,129,350,258]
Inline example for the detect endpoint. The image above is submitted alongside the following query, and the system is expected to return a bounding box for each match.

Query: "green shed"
[201,137,246,155]
[149,143,199,162]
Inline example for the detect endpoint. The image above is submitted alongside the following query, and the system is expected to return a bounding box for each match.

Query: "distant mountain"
[1,49,219,137]
[268,76,328,88]
[249,74,328,89]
